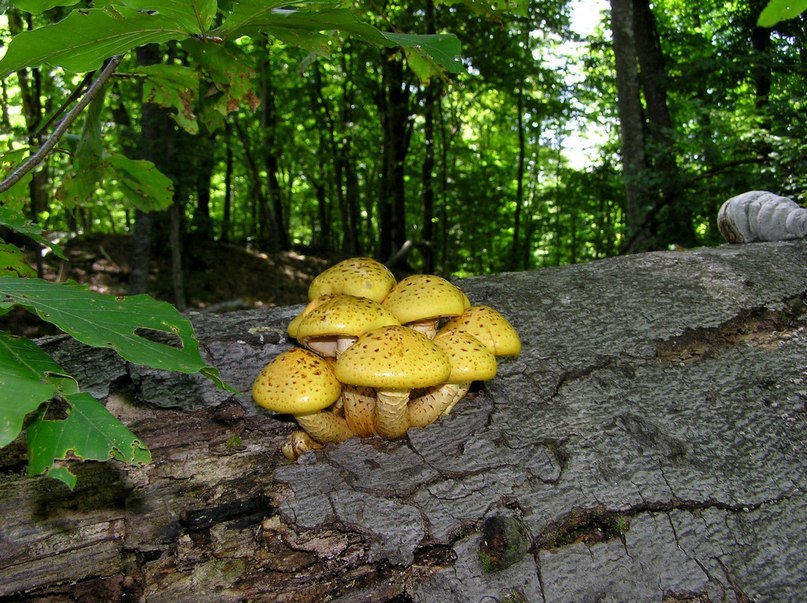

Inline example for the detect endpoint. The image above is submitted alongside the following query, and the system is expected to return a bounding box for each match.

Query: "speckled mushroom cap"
[295,295,401,353]
[381,274,470,325]
[252,348,341,415]
[287,294,339,339]
[432,328,498,383]
[334,325,451,389]
[440,305,522,357]
[308,257,396,303]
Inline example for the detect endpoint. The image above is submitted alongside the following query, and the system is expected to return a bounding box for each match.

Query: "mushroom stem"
[295,412,356,444]
[282,430,324,461]
[342,385,377,437]
[408,382,471,428]
[406,319,440,339]
[374,389,411,439]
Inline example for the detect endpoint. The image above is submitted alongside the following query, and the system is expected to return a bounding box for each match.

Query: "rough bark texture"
[1,241,806,602]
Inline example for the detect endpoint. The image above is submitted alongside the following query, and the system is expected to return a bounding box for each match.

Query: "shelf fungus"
[718,191,807,244]
[252,258,521,459]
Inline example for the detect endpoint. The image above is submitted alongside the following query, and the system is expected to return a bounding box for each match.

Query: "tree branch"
[0,55,122,194]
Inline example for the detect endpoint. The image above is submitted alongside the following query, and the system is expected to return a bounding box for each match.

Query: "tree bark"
[2,240,805,601]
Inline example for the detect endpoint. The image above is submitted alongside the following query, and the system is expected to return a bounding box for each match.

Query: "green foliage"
[0,333,150,489]
[758,0,807,27]
[0,278,227,382]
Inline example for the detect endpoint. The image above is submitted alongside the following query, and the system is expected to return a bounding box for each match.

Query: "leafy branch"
[0,56,122,194]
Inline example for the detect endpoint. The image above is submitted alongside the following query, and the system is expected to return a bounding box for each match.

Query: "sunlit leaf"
[0,4,202,76]
[757,0,807,26]
[10,0,81,13]
[0,278,231,389]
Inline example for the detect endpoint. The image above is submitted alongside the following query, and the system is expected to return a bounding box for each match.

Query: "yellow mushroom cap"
[308,257,396,303]
[296,295,400,342]
[252,348,342,415]
[288,294,339,339]
[382,274,470,325]
[440,305,522,357]
[432,328,498,383]
[334,325,451,390]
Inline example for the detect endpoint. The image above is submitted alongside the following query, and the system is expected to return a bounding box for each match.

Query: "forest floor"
[3,234,332,338]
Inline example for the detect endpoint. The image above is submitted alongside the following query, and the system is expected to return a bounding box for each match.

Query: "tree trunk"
[3,241,805,601]
[610,0,654,253]
[259,47,289,253]
[510,87,526,271]
[378,49,411,263]
[193,131,216,240]
[633,0,695,248]
[220,124,233,244]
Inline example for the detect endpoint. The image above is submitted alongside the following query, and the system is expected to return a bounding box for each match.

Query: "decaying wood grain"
[1,241,805,602]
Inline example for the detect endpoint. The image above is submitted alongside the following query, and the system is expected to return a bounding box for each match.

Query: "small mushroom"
[294,294,400,357]
[252,348,355,445]
[409,328,498,427]
[334,325,451,439]
[282,430,324,461]
[382,274,470,337]
[308,257,396,303]
[440,305,522,357]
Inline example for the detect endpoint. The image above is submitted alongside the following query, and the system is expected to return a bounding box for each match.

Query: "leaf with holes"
[26,390,151,489]
[0,278,232,389]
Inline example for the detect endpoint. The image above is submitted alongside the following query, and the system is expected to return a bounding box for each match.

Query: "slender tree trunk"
[378,50,411,263]
[221,124,233,244]
[421,82,436,274]
[510,88,526,271]
[8,9,49,276]
[633,0,695,248]
[259,46,288,252]
[610,0,654,252]
[194,131,216,240]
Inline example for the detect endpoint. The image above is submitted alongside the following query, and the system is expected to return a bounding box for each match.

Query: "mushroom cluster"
[251,257,521,460]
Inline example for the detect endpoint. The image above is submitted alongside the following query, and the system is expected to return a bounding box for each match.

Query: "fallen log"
[1,240,805,602]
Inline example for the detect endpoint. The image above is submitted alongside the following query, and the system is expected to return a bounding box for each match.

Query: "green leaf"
[0,4,204,76]
[10,0,81,13]
[0,205,67,261]
[757,0,807,26]
[383,32,464,78]
[0,333,59,447]
[135,64,200,134]
[214,3,464,79]
[57,91,106,209]
[26,390,151,489]
[105,154,175,212]
[0,278,232,389]
[0,242,37,278]
[182,39,261,124]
